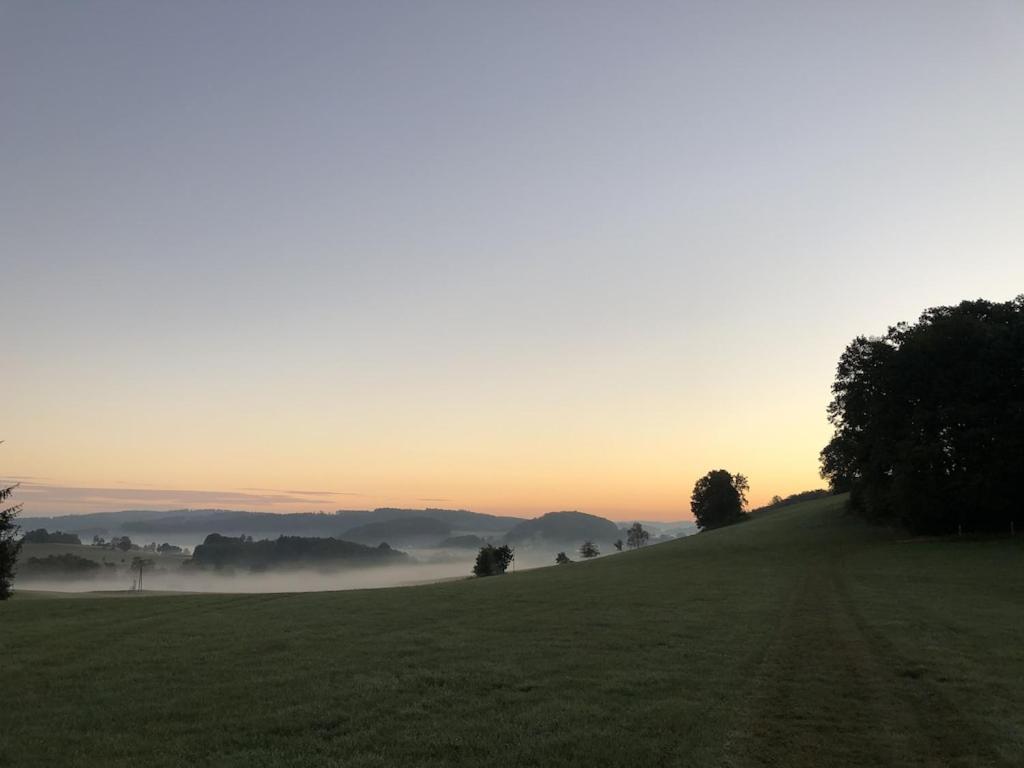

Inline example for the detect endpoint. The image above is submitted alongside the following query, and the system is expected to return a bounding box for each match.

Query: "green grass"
[2,496,1022,767]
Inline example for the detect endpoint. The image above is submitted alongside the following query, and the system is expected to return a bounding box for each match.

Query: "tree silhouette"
[1,481,22,600]
[579,541,599,558]
[691,469,748,531]
[555,551,571,565]
[821,296,1024,534]
[473,544,514,577]
[626,523,649,549]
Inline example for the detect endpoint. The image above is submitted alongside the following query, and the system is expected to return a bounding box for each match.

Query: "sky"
[3,1,1023,520]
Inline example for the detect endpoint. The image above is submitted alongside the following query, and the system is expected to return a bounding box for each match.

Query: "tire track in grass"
[720,551,997,768]
[832,568,1007,767]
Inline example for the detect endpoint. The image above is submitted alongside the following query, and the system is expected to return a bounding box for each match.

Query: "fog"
[16,548,562,595]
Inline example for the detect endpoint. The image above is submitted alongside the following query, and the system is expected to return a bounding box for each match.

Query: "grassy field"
[3,496,1022,767]
[17,541,191,568]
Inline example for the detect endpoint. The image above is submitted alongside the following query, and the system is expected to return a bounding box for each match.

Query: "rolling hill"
[18,507,525,546]
[5,495,1023,766]
[340,516,452,546]
[503,510,623,549]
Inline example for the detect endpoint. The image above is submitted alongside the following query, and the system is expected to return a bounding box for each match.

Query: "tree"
[691,470,748,531]
[555,551,571,565]
[626,523,649,549]
[579,541,599,558]
[821,296,1024,534]
[1,481,22,600]
[113,536,134,552]
[770,495,784,506]
[613,539,623,552]
[473,544,514,577]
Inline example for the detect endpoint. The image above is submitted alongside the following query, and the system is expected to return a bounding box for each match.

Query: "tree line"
[821,296,1024,534]
[190,533,408,571]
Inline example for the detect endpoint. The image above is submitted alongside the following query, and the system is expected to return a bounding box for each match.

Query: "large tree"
[1,481,22,600]
[691,470,748,531]
[820,297,1024,534]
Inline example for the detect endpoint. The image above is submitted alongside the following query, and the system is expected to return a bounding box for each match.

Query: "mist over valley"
[14,507,694,594]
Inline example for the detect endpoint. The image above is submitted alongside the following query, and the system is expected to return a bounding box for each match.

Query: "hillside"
[504,510,622,548]
[5,495,1024,766]
[16,541,190,570]
[341,516,452,545]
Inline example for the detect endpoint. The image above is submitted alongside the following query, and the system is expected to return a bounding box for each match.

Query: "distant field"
[17,541,190,568]
[3,496,1022,767]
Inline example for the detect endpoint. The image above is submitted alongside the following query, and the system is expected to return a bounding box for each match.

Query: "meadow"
[17,541,191,568]
[3,496,1022,767]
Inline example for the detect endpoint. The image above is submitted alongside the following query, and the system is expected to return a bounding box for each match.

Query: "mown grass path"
[2,497,1022,767]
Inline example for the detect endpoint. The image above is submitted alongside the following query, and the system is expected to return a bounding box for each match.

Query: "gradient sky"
[3,1,1023,519]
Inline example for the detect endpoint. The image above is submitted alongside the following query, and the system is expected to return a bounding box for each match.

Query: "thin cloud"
[240,487,364,497]
[13,483,355,515]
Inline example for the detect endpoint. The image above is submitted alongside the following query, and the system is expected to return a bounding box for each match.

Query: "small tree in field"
[691,469,748,531]
[613,539,623,552]
[579,541,599,558]
[626,523,649,549]
[555,551,571,565]
[1,481,22,600]
[473,544,514,577]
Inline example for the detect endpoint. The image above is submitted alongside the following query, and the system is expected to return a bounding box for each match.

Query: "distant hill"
[18,507,525,545]
[342,517,452,546]
[365,508,521,533]
[437,534,487,549]
[504,511,622,548]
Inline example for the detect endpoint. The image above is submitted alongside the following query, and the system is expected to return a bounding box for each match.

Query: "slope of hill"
[504,510,622,548]
[340,516,452,546]
[5,495,1023,767]
[16,541,191,570]
[365,508,521,533]
[625,519,698,538]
